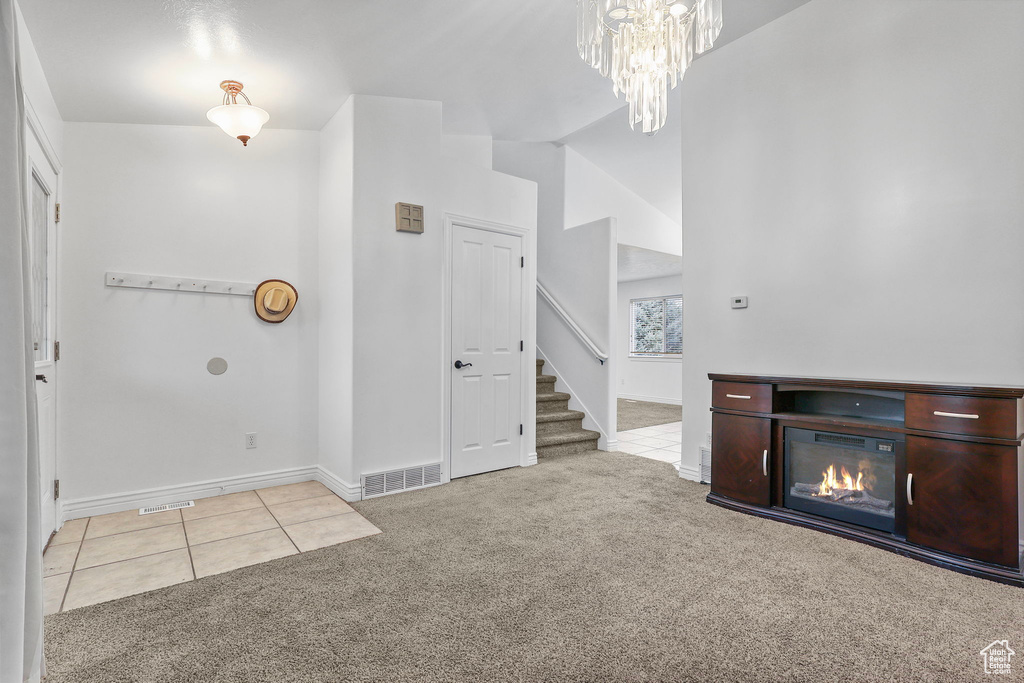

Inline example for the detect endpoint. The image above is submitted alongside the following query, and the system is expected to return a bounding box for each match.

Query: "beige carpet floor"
[45,451,1022,682]
[617,398,682,431]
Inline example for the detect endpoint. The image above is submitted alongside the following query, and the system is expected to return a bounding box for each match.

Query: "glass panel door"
[30,172,49,362]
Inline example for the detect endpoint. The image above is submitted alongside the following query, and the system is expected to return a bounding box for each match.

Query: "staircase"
[536,358,600,457]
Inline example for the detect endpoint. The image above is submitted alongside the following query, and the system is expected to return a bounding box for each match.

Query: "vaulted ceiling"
[20,0,811,142]
[20,0,811,231]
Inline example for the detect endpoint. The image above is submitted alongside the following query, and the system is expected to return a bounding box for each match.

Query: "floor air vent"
[362,463,442,499]
[139,500,195,515]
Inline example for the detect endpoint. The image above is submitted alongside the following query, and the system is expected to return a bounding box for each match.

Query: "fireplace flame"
[815,464,865,497]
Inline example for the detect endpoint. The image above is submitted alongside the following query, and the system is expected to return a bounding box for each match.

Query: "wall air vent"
[699,446,712,485]
[139,500,195,516]
[361,463,443,499]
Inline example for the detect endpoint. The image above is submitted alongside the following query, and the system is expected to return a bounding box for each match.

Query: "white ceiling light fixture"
[577,0,723,134]
[206,80,270,146]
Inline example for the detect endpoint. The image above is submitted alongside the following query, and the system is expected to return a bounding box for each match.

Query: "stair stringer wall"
[536,347,617,452]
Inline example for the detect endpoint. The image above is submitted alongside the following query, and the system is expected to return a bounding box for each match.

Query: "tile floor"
[43,480,381,615]
[615,420,683,465]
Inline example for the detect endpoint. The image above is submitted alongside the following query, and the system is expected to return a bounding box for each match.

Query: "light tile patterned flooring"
[616,421,683,464]
[43,481,381,614]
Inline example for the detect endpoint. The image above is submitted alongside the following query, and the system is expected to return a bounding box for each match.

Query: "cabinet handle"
[906,473,914,506]
[933,410,979,420]
[726,394,751,400]
[762,449,768,477]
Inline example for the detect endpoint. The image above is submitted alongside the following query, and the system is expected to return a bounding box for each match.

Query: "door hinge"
[520,256,524,268]
[54,480,59,500]
[520,340,524,352]
[55,203,60,224]
[54,340,60,361]
[520,424,523,436]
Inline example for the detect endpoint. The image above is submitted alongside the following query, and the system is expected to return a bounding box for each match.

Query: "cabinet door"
[906,436,1018,567]
[711,413,771,507]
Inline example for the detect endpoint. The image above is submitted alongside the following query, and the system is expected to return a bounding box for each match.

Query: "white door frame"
[24,95,63,538]
[442,214,534,483]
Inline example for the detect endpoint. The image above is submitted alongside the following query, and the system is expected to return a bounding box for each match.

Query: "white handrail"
[537,281,609,364]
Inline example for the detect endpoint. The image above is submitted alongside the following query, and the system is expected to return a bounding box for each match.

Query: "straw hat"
[254,279,298,323]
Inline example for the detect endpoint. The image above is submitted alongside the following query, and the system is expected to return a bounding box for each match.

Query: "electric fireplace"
[784,428,900,534]
[708,373,1024,586]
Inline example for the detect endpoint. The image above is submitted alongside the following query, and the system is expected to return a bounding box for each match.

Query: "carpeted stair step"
[537,429,601,457]
[536,409,586,437]
[534,355,598,456]
[536,391,571,414]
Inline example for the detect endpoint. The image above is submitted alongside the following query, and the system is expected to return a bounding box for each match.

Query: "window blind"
[630,295,682,356]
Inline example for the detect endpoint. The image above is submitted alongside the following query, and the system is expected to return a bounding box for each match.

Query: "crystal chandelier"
[577,0,723,133]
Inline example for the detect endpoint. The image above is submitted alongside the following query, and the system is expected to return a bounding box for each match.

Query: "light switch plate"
[395,202,424,233]
[731,296,748,309]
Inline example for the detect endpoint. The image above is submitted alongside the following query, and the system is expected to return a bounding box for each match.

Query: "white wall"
[563,146,680,254]
[318,98,356,487]
[679,0,1024,479]
[493,142,681,254]
[618,275,683,405]
[492,141,565,235]
[537,217,618,446]
[492,143,619,445]
[350,96,445,479]
[60,123,320,503]
[16,2,62,159]
[320,95,538,483]
[493,141,685,444]
[441,134,493,169]
[493,141,687,445]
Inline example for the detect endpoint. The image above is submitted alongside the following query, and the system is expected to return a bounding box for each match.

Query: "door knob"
[454,360,473,369]
[35,374,48,383]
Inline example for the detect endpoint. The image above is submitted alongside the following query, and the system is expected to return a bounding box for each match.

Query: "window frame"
[628,294,683,359]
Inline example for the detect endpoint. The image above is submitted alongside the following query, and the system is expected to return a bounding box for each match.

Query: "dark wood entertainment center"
[706,373,1024,586]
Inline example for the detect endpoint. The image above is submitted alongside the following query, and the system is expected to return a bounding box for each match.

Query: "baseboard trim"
[600,437,619,452]
[618,393,682,406]
[60,466,321,522]
[525,452,538,467]
[316,466,362,502]
[676,462,700,482]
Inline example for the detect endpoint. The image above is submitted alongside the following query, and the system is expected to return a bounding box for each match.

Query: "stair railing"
[537,281,609,365]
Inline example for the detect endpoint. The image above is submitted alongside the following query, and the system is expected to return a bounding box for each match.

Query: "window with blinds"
[629,295,682,357]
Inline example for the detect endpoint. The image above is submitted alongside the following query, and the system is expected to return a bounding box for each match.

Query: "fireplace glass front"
[784,428,898,534]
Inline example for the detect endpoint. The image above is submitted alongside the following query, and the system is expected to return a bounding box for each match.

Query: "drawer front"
[905,394,1018,440]
[712,382,772,414]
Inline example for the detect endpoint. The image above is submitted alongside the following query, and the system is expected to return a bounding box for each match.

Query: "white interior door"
[26,131,59,545]
[450,224,523,478]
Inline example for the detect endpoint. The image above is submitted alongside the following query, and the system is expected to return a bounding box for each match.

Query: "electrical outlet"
[620,379,626,386]
[245,432,257,449]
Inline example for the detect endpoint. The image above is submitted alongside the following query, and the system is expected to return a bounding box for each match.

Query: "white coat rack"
[105,272,259,297]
